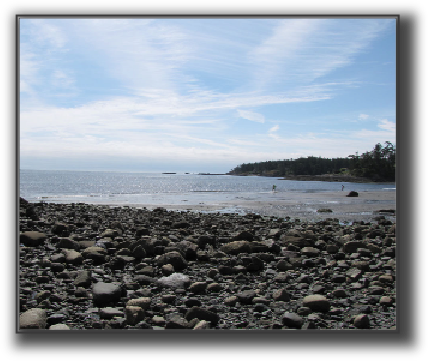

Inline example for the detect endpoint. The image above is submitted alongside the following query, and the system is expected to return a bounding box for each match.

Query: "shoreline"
[230,173,395,184]
[25,191,396,223]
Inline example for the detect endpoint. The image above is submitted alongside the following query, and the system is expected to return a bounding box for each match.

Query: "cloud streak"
[19,17,396,172]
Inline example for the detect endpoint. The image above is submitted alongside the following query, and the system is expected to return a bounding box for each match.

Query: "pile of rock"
[19,200,396,330]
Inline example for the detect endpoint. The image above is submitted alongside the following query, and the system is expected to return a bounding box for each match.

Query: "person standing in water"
[342,185,345,191]
[272,185,277,192]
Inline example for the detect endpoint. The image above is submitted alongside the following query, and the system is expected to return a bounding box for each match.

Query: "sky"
[19,16,396,173]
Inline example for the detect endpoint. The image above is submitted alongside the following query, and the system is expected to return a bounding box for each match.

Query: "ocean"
[20,169,396,209]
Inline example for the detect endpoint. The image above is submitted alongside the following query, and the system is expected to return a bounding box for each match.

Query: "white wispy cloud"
[268,125,279,133]
[237,109,265,123]
[19,18,395,171]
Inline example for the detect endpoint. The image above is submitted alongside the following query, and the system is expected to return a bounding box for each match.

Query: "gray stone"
[19,308,46,329]
[237,290,257,304]
[302,294,331,313]
[185,307,219,326]
[20,231,47,247]
[344,241,368,254]
[92,282,122,307]
[74,270,92,288]
[99,307,124,319]
[158,273,190,289]
[165,315,192,329]
[49,324,70,330]
[353,314,371,329]
[126,306,145,325]
[127,297,151,309]
[282,312,303,328]
[221,240,268,255]
[156,252,188,271]
[273,288,291,302]
[63,249,83,265]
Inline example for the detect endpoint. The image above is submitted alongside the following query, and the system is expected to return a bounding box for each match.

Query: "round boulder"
[20,231,47,248]
[156,251,188,271]
[92,282,123,307]
[302,294,331,313]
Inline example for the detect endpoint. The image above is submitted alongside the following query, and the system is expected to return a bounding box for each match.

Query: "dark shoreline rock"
[18,202,396,330]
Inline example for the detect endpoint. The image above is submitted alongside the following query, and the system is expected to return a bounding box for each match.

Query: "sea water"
[20,169,395,208]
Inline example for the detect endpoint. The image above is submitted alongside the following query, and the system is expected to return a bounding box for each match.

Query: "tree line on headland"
[228,141,396,182]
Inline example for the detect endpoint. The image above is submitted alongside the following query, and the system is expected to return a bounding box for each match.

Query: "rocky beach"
[19,196,396,331]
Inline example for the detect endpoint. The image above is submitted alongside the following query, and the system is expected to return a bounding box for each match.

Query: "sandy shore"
[120,191,396,222]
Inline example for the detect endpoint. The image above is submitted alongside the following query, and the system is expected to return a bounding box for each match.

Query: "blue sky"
[19,17,396,173]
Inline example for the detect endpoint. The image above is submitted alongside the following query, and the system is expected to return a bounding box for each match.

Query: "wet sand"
[122,191,396,222]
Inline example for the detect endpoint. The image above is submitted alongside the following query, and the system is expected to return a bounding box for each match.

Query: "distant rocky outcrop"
[346,191,359,197]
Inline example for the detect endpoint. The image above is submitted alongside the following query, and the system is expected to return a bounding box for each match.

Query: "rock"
[165,315,192,329]
[158,273,190,289]
[135,228,151,238]
[326,245,339,253]
[50,253,66,263]
[152,316,166,326]
[346,268,363,281]
[206,269,219,279]
[156,252,188,271]
[99,307,124,319]
[101,228,119,238]
[52,223,69,236]
[379,275,394,284]
[276,260,294,271]
[161,264,175,276]
[19,308,46,329]
[177,241,198,260]
[134,275,156,286]
[273,289,291,302]
[193,320,209,329]
[332,288,347,297]
[173,220,191,229]
[81,246,107,265]
[57,238,79,250]
[312,285,326,294]
[132,245,146,260]
[126,306,145,325]
[300,247,320,257]
[207,283,222,292]
[92,282,123,307]
[20,231,47,247]
[74,287,88,297]
[221,240,268,255]
[302,295,331,313]
[224,296,239,306]
[109,257,126,270]
[63,249,83,265]
[49,324,70,330]
[126,297,151,310]
[379,296,394,306]
[243,256,265,272]
[136,266,154,277]
[346,191,358,197]
[344,241,368,254]
[350,260,370,271]
[189,282,207,294]
[237,290,257,305]
[185,298,202,308]
[197,235,215,248]
[232,230,254,242]
[274,272,290,282]
[50,263,65,272]
[185,307,219,326]
[353,314,371,329]
[73,270,92,288]
[282,312,303,328]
